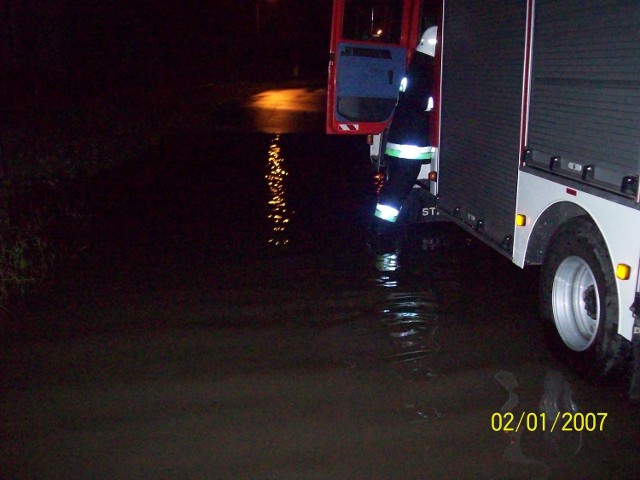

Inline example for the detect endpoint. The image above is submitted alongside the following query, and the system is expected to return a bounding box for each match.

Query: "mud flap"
[370,131,386,172]
[399,187,446,224]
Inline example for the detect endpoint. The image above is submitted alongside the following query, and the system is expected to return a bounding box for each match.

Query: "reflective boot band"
[385,142,435,160]
[375,203,400,222]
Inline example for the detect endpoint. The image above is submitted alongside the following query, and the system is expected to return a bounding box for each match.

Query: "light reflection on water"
[265,134,291,246]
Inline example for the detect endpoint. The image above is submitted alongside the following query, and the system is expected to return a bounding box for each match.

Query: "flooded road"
[2,85,639,479]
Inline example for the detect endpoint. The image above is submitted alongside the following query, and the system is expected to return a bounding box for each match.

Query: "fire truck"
[326,0,640,395]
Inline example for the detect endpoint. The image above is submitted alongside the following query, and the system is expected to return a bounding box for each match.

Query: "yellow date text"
[491,412,607,433]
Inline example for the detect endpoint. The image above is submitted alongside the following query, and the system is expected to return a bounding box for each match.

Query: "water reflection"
[495,370,551,478]
[538,370,582,456]
[375,252,399,272]
[380,291,442,365]
[265,134,291,246]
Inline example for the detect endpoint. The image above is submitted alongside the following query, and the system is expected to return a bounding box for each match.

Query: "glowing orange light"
[249,88,325,113]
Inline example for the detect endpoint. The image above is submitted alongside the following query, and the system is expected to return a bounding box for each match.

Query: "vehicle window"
[342,0,404,44]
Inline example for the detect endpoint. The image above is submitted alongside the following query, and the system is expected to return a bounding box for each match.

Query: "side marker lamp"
[428,171,437,182]
[616,264,631,280]
[515,214,527,227]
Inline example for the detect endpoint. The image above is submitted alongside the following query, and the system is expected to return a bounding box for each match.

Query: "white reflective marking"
[386,142,435,160]
[375,203,400,221]
[426,96,434,112]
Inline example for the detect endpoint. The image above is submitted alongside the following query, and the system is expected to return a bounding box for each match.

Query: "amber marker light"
[367,134,374,145]
[428,171,438,182]
[515,214,527,227]
[616,263,631,280]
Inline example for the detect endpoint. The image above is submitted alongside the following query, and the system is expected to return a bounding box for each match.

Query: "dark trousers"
[378,156,422,213]
[371,155,422,237]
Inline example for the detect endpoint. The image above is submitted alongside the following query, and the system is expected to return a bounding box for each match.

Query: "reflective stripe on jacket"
[374,203,400,222]
[385,142,436,161]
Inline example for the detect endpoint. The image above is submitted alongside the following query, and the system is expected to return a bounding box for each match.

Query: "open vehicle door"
[326,0,420,135]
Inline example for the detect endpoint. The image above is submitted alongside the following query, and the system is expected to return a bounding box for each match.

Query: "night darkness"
[4,3,640,478]
[1,1,333,105]
[0,0,334,311]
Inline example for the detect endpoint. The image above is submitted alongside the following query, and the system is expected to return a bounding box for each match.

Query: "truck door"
[326,0,418,134]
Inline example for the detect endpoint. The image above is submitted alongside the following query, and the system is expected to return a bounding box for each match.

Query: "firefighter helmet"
[416,26,437,57]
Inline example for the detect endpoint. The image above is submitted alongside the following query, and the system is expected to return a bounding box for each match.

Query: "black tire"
[540,217,631,380]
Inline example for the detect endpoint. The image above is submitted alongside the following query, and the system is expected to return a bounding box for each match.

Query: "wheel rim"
[552,256,600,351]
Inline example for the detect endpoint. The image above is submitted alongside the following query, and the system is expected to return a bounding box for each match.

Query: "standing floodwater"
[2,85,639,480]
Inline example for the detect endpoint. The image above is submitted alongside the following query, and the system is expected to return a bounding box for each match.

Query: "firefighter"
[369,26,437,253]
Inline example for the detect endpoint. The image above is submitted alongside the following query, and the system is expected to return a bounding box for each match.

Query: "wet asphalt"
[2,85,640,479]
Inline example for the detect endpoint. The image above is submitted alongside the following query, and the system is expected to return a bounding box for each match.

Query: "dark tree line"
[1,1,242,103]
[0,0,331,109]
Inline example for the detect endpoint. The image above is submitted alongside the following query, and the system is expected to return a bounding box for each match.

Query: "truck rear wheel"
[540,217,630,380]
